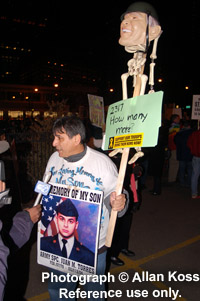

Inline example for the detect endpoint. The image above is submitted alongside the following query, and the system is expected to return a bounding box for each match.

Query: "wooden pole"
[105,147,130,246]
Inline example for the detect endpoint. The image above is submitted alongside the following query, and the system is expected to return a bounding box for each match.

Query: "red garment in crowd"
[187,129,200,157]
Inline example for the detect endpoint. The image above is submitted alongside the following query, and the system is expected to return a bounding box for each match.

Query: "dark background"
[1,0,200,106]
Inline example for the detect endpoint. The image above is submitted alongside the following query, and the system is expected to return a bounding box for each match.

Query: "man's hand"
[110,192,126,211]
[24,204,42,223]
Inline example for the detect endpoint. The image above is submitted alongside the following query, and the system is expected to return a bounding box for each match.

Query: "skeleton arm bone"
[121,73,129,100]
[140,74,148,95]
[149,62,155,87]
[109,148,123,157]
[148,34,161,89]
[128,148,144,164]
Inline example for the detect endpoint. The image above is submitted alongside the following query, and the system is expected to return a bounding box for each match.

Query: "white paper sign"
[88,94,104,128]
[191,95,200,120]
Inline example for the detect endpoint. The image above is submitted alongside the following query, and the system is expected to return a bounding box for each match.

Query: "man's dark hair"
[53,116,86,144]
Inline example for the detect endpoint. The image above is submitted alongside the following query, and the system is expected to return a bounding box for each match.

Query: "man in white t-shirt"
[44,115,127,301]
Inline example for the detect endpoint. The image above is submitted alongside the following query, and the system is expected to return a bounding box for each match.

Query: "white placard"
[191,95,200,120]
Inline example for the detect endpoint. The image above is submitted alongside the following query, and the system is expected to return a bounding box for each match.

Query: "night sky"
[1,0,200,106]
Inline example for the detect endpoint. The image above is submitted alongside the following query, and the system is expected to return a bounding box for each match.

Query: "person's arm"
[24,205,42,224]
[0,221,9,301]
[104,190,128,217]
[9,205,42,248]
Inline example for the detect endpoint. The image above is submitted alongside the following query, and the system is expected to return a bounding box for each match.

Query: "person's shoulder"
[187,130,199,142]
[191,129,200,137]
[46,151,63,165]
[49,151,60,160]
[87,146,112,162]
[75,239,94,255]
[41,235,57,243]
[176,129,186,136]
[87,146,104,155]
[186,128,194,136]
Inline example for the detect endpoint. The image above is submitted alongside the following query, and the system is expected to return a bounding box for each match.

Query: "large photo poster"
[37,184,103,276]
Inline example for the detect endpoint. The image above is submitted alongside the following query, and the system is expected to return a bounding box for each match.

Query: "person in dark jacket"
[168,114,180,182]
[0,193,41,301]
[148,124,168,195]
[0,149,42,301]
[174,120,193,187]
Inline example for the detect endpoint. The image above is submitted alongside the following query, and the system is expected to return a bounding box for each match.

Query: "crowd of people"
[0,110,200,300]
[167,114,200,199]
[138,113,200,199]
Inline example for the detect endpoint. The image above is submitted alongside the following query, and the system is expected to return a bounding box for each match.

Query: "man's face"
[52,128,77,158]
[57,213,78,239]
[119,12,147,46]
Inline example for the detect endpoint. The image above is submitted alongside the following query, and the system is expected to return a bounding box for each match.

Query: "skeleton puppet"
[109,2,162,163]
[105,2,162,246]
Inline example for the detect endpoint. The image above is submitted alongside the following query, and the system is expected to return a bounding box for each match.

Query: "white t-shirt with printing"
[44,146,118,248]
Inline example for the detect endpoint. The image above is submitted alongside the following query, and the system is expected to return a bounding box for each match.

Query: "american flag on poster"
[40,195,63,237]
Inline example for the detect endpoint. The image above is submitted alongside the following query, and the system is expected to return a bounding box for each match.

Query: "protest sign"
[103,91,163,150]
[37,185,103,276]
[191,95,200,120]
[88,94,105,128]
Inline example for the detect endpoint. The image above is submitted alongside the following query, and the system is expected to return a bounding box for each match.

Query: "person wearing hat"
[119,1,162,53]
[41,198,95,266]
